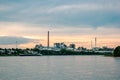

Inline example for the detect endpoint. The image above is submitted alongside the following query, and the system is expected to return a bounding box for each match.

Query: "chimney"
[95,37,97,48]
[47,31,49,48]
[91,40,92,49]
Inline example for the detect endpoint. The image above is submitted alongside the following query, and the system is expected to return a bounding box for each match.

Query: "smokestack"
[91,40,93,49]
[95,37,97,48]
[47,31,49,48]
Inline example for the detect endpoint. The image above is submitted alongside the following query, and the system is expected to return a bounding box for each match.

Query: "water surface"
[0,56,120,80]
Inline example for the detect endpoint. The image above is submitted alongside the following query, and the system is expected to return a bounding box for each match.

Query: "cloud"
[0,21,120,38]
[48,3,120,13]
[0,36,38,45]
[0,5,12,11]
[0,0,120,27]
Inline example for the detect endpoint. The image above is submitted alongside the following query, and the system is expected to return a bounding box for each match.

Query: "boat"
[19,53,42,56]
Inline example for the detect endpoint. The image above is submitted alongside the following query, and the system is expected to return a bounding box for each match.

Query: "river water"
[0,56,120,80]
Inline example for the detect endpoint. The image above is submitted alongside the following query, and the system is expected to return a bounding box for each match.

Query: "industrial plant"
[35,31,114,53]
[0,31,114,56]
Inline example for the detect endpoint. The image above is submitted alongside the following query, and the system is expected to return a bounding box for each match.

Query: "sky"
[0,0,120,49]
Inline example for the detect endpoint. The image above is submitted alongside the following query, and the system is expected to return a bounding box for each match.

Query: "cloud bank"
[0,36,37,45]
[0,0,120,48]
[0,0,120,27]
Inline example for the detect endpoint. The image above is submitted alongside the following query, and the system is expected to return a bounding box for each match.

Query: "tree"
[114,46,120,57]
[60,49,66,54]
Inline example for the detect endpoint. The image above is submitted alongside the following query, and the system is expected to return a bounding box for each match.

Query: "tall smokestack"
[91,40,92,49]
[47,31,49,48]
[95,37,97,48]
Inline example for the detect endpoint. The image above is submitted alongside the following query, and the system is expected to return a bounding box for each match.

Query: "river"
[0,56,120,80]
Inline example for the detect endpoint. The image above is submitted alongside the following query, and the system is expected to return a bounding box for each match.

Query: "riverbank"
[0,51,113,56]
[0,48,114,56]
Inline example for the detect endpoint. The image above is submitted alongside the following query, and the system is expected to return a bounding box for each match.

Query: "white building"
[54,42,67,49]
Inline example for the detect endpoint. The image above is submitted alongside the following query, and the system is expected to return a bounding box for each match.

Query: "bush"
[60,49,67,54]
[114,46,120,57]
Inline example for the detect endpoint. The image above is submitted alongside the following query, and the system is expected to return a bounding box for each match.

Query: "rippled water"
[0,56,120,80]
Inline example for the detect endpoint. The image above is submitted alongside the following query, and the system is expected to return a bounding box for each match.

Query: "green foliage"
[114,46,120,57]
[60,49,67,54]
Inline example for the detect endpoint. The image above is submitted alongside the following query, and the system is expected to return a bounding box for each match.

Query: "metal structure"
[47,31,49,48]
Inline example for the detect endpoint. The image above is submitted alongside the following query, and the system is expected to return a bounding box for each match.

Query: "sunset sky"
[0,0,120,49]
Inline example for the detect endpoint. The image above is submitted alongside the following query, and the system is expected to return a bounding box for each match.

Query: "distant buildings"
[35,44,43,50]
[69,44,75,49]
[54,43,61,48]
[33,31,114,53]
[77,47,87,51]
[53,42,67,51]
[34,42,114,54]
[66,44,76,51]
[54,42,67,49]
[92,46,114,53]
